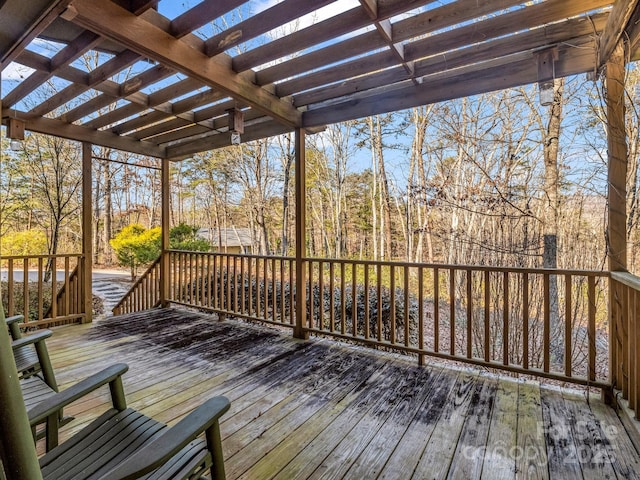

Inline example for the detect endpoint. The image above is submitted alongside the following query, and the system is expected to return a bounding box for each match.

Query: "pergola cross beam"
[64,0,302,128]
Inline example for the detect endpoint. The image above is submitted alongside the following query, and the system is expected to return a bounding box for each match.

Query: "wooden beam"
[233,0,437,72]
[11,113,166,158]
[112,0,158,15]
[626,4,640,60]
[359,0,378,19]
[0,0,71,70]
[160,158,170,307]
[233,7,371,72]
[294,14,607,107]
[303,39,597,127]
[294,128,308,340]
[256,0,610,92]
[599,0,640,68]
[81,142,93,323]
[28,50,141,118]
[170,0,246,38]
[66,0,302,127]
[87,78,203,131]
[166,120,292,159]
[204,0,334,57]
[58,64,176,123]
[606,41,628,272]
[2,30,101,108]
[256,0,530,87]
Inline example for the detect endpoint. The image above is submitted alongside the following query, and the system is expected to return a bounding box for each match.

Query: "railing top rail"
[611,271,640,290]
[167,249,296,261]
[1,253,84,260]
[303,257,609,277]
[167,249,609,277]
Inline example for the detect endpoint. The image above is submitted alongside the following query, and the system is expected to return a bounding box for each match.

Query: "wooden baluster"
[247,256,252,316]
[376,263,382,342]
[279,258,284,324]
[564,274,572,378]
[353,262,358,338]
[23,258,30,321]
[289,259,295,325]
[523,273,529,370]
[418,266,424,365]
[404,266,409,347]
[38,258,44,322]
[272,257,277,324]
[390,265,396,345]
[329,261,336,332]
[8,258,14,317]
[63,256,73,315]
[434,267,439,353]
[263,257,268,320]
[630,287,637,412]
[631,289,640,420]
[449,268,455,356]
[51,260,57,320]
[543,273,551,373]
[466,269,472,359]
[256,258,261,318]
[340,262,346,335]
[364,264,370,340]
[308,261,315,329]
[624,284,631,399]
[503,271,509,366]
[484,270,490,362]
[318,261,324,331]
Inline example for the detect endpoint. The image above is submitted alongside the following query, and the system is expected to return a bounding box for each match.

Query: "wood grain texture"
[41,308,640,479]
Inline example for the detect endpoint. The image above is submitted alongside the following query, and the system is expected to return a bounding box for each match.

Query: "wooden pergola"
[2,0,640,477]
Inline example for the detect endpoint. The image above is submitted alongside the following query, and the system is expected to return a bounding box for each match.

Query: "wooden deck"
[43,308,640,480]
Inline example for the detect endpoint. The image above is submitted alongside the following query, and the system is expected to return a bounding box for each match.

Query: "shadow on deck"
[45,308,640,479]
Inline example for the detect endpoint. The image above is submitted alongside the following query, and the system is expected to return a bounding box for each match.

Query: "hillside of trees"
[2,70,640,275]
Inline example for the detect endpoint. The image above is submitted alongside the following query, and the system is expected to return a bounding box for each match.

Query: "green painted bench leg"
[206,421,225,480]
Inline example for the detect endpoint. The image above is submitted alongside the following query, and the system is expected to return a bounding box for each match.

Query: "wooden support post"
[0,93,44,480]
[606,41,628,404]
[82,142,93,323]
[294,128,309,339]
[160,158,170,308]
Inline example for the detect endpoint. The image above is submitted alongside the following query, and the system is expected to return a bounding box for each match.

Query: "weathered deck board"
[515,380,548,479]
[482,378,519,479]
[41,308,640,479]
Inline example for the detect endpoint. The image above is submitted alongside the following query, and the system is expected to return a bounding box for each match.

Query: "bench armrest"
[100,396,230,480]
[27,363,129,425]
[5,314,25,325]
[6,314,25,339]
[11,329,52,350]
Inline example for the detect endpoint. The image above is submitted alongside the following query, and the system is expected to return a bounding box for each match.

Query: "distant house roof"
[196,228,254,248]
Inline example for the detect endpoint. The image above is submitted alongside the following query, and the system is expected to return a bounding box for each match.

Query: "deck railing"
[167,250,296,328]
[305,259,609,388]
[116,251,613,389]
[2,254,86,328]
[610,271,640,413]
[112,257,161,316]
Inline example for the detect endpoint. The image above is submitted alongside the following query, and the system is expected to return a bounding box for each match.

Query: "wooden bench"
[6,315,41,377]
[27,363,230,479]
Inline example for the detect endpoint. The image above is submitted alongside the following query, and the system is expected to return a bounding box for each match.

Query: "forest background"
[2,64,640,277]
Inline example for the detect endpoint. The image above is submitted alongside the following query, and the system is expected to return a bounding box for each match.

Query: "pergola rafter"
[1,0,634,158]
[3,3,640,479]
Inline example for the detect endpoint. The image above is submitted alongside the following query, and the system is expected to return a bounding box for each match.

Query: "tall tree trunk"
[281,134,294,255]
[103,161,113,265]
[93,161,102,264]
[369,116,393,259]
[543,78,564,360]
